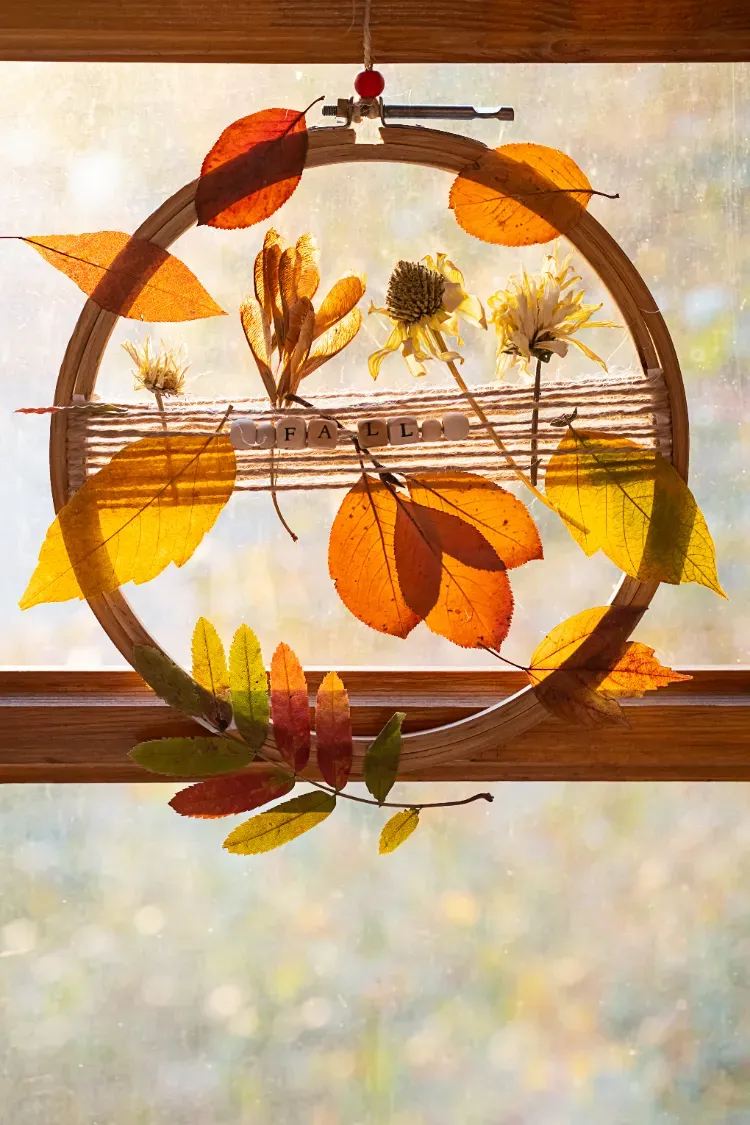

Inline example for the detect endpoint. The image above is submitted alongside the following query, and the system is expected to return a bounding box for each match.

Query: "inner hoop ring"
[50,124,689,774]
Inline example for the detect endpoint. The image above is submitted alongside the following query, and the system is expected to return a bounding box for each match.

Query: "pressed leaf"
[132,645,220,721]
[130,736,252,777]
[406,471,542,570]
[20,433,236,608]
[329,474,419,640]
[313,272,366,338]
[301,308,362,379]
[229,625,270,751]
[192,617,230,698]
[425,553,514,650]
[223,791,336,855]
[22,232,225,321]
[545,428,724,594]
[379,808,420,854]
[449,143,594,247]
[315,671,353,791]
[170,766,294,818]
[240,295,276,402]
[393,498,443,619]
[196,107,309,230]
[270,642,310,772]
[528,605,691,727]
[364,712,405,804]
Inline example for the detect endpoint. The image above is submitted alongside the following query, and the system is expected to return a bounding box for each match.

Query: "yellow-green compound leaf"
[364,712,405,805]
[379,808,420,854]
[229,625,270,751]
[192,617,229,698]
[130,736,252,777]
[223,790,336,855]
[133,644,220,722]
[545,428,724,595]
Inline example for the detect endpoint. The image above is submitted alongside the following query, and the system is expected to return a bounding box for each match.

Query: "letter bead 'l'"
[357,418,388,448]
[388,416,420,446]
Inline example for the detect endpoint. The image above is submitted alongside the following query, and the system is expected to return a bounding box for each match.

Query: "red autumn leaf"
[196,106,310,230]
[393,498,443,619]
[270,642,311,772]
[169,766,294,819]
[315,670,353,791]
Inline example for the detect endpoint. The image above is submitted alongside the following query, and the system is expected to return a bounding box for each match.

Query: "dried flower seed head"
[123,336,188,398]
[386,260,446,325]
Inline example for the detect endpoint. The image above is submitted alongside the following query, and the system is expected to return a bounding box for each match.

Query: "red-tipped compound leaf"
[22,232,225,321]
[196,107,309,229]
[169,767,294,819]
[315,671,353,791]
[270,642,310,772]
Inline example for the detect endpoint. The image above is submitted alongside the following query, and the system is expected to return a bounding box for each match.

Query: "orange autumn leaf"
[406,471,543,570]
[449,143,596,247]
[170,766,295,819]
[425,553,514,650]
[528,606,691,728]
[20,433,236,608]
[22,232,225,321]
[196,106,310,230]
[315,671,353,791]
[270,642,311,772]
[329,474,420,640]
[393,498,443,620]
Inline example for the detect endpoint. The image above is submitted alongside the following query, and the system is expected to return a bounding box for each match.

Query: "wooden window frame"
[1,8,748,783]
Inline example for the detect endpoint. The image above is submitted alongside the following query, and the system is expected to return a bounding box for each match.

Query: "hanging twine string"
[362,0,373,70]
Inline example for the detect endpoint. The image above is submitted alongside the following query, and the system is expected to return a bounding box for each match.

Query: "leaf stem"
[433,330,556,512]
[269,447,299,543]
[530,354,543,487]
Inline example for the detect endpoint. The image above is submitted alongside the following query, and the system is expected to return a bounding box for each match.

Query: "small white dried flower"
[123,335,188,398]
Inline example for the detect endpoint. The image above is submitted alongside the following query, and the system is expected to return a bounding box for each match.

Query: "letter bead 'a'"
[357,418,388,448]
[307,418,338,449]
[388,415,420,446]
[276,418,307,449]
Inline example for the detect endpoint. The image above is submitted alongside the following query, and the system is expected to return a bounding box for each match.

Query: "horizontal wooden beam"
[0,668,748,783]
[0,1,748,63]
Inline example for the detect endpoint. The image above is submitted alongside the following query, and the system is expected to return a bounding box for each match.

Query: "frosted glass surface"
[0,62,747,667]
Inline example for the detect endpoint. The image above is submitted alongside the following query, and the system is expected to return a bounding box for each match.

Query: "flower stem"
[269,447,298,543]
[433,331,556,512]
[530,354,543,487]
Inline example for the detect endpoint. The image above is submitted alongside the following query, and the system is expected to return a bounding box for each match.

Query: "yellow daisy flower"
[488,248,618,377]
[368,253,486,379]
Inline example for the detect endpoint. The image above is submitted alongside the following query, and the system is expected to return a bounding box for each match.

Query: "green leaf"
[229,625,270,751]
[130,736,252,777]
[133,644,221,721]
[192,617,230,698]
[545,427,724,595]
[364,712,405,804]
[379,808,420,854]
[223,790,336,855]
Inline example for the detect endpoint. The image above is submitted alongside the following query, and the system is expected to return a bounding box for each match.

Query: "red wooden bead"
[354,69,385,99]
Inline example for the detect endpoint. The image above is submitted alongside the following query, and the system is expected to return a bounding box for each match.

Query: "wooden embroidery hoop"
[50,124,689,774]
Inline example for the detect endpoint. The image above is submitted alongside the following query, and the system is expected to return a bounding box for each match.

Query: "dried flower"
[123,335,188,397]
[368,253,486,379]
[487,248,618,377]
[241,228,365,405]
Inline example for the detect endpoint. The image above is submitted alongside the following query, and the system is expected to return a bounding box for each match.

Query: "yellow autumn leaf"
[545,428,724,595]
[527,606,691,727]
[379,808,420,854]
[223,791,336,855]
[192,617,230,699]
[20,433,236,608]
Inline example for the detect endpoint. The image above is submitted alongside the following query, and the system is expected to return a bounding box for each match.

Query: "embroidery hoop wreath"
[49,124,688,775]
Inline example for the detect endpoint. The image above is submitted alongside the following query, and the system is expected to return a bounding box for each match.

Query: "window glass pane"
[3,781,750,1122]
[2,62,748,667]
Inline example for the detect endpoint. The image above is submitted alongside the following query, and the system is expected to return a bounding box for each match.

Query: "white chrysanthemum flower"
[123,335,188,398]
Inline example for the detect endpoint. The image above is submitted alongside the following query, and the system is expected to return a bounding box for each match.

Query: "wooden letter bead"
[276,418,307,449]
[229,418,257,450]
[442,411,470,441]
[357,418,388,449]
[307,417,338,449]
[387,415,420,446]
[421,418,443,443]
[255,421,277,449]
